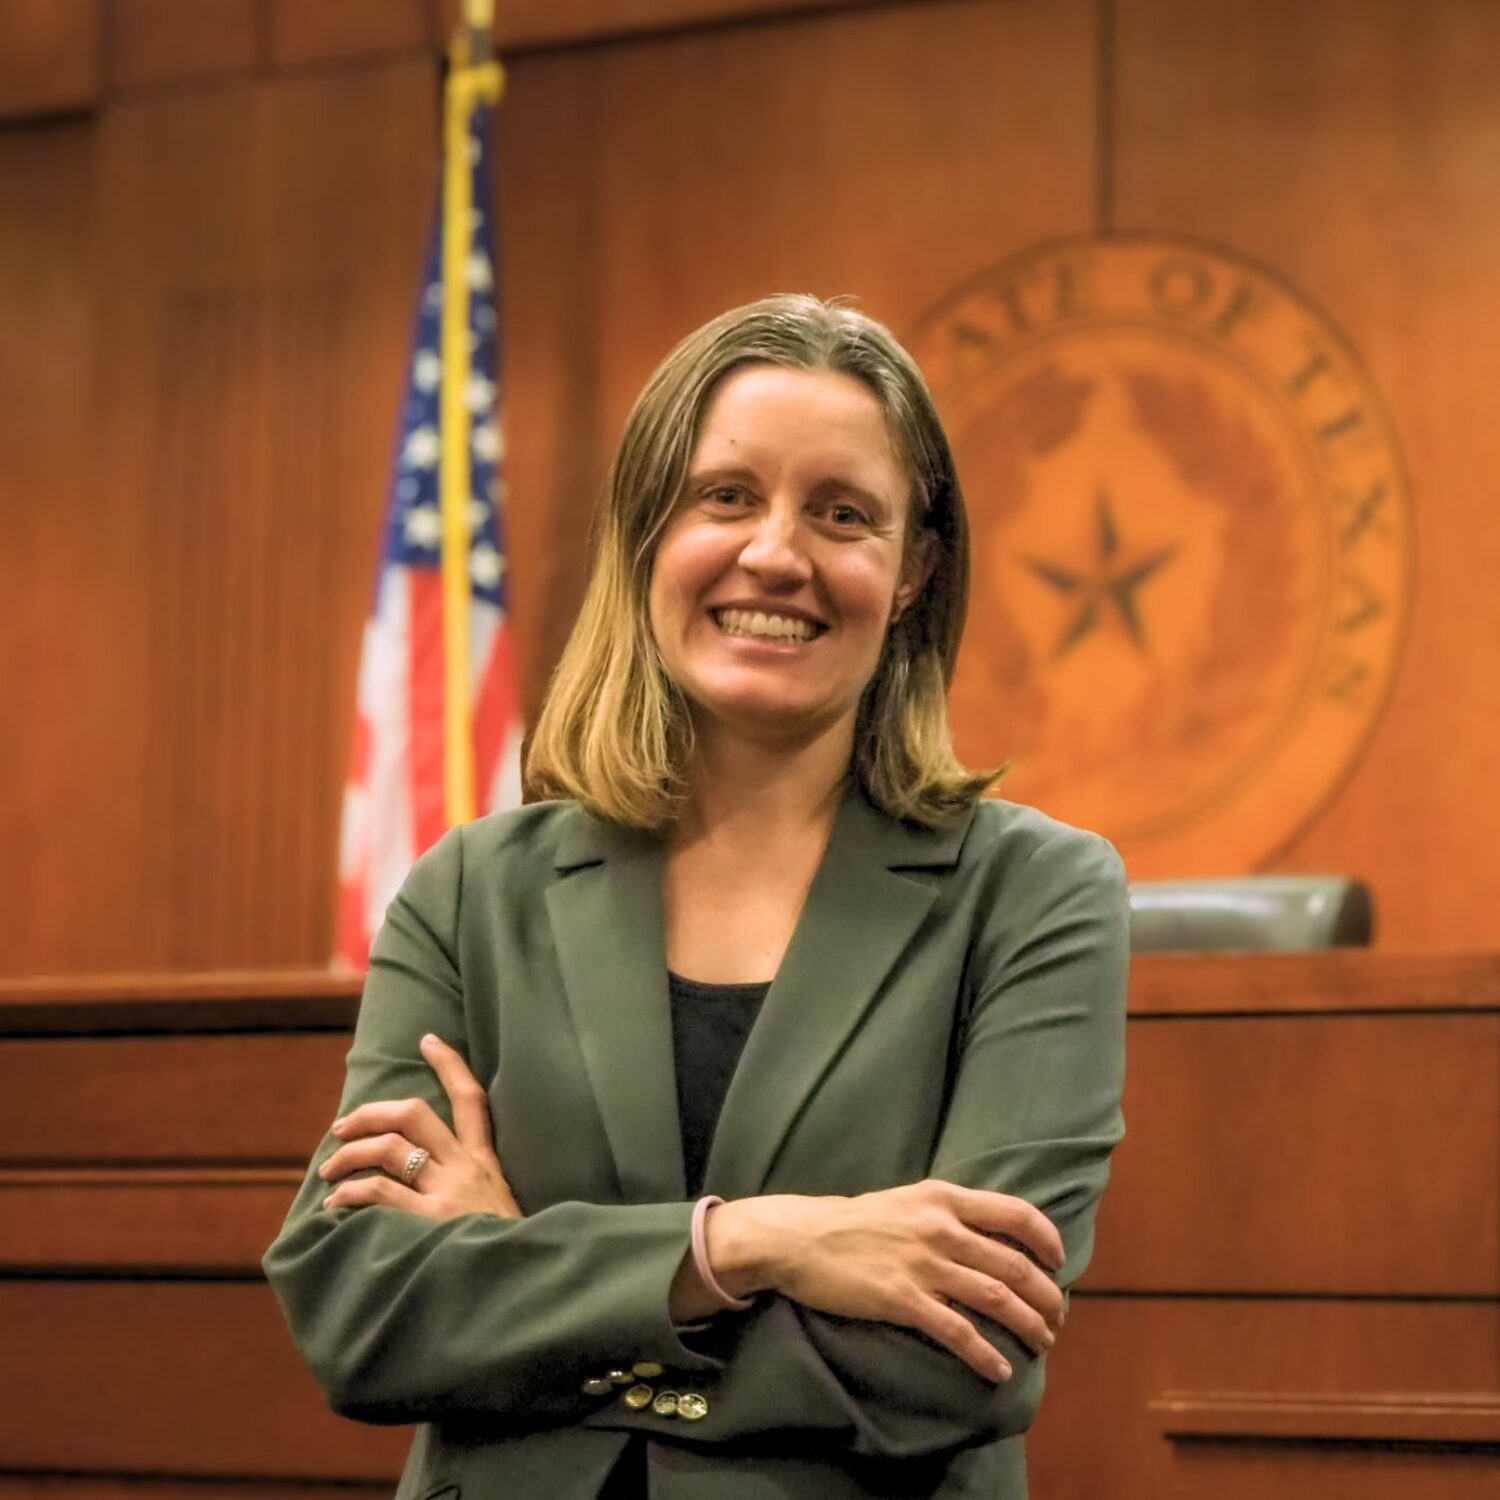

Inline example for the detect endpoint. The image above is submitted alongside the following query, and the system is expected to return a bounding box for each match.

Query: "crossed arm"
[262,824,1127,1457]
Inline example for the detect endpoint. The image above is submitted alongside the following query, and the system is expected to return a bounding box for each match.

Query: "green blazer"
[264,784,1128,1499]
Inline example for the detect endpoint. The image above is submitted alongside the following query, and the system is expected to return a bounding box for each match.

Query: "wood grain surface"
[1031,1296,1500,1498]
[1,958,1495,1489]
[1113,0,1500,944]
[0,0,99,118]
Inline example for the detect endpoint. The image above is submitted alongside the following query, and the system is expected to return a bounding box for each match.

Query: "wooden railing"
[2,955,1496,1496]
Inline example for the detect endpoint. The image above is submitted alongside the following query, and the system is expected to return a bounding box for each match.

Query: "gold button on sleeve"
[676,1392,709,1421]
[606,1368,633,1385]
[580,1377,613,1397]
[622,1383,654,1410]
[631,1360,665,1378]
[651,1390,680,1418]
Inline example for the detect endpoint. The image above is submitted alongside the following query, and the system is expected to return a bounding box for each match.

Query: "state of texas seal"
[908,234,1413,875]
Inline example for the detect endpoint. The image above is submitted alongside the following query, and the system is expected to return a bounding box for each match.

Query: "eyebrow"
[686,465,761,489]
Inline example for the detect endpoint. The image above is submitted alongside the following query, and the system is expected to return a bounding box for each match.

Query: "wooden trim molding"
[0,1167,305,1272]
[1149,1390,1500,1446]
[2,951,1498,1034]
[1127,951,1500,1018]
[0,969,361,1034]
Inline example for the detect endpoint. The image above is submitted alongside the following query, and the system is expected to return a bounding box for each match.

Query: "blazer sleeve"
[618,824,1129,1460]
[261,827,719,1427]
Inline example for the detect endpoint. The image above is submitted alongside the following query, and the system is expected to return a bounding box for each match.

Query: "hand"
[319,1033,523,1221]
[721,1180,1065,1382]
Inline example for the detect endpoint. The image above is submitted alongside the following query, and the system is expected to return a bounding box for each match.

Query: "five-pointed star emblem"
[1021,491,1178,659]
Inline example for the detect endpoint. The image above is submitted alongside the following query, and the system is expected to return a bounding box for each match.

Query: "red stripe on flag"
[408,568,448,857]
[472,623,518,803]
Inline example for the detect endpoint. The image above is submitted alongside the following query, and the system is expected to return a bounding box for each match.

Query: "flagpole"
[439,0,504,827]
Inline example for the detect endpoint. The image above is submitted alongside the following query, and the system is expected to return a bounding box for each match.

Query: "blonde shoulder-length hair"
[524,293,1001,829]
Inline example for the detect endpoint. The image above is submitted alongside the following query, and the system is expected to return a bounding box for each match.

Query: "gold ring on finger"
[400,1147,430,1186]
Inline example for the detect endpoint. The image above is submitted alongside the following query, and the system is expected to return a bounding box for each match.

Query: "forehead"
[691,365,905,489]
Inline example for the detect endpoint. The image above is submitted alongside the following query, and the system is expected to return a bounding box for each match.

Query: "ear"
[893,528,939,620]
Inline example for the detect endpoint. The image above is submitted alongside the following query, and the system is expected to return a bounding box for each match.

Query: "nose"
[737,498,812,586]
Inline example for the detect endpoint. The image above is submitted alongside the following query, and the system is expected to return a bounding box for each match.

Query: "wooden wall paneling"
[0,1281,409,1481]
[2,1287,1492,1492]
[0,1170,300,1270]
[1094,1010,1500,1295]
[0,122,101,976]
[1029,1297,1500,1499]
[0,0,99,118]
[0,962,1492,1491]
[438,0,879,52]
[79,59,437,975]
[108,0,261,93]
[268,0,430,70]
[1,1033,348,1162]
[496,0,1098,709]
[1113,0,1500,947]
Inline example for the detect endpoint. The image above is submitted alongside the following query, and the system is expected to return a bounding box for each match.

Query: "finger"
[419,1034,495,1157]
[947,1185,1065,1270]
[911,1295,1013,1383]
[319,1132,423,1186]
[323,1171,428,1216]
[938,1263,1056,1356]
[958,1229,1065,1330]
[331,1098,453,1161]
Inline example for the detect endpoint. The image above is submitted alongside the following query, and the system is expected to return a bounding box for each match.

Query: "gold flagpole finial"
[464,0,494,30]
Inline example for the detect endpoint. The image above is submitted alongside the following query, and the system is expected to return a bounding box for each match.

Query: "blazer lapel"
[545,808,686,1204]
[703,786,977,1201]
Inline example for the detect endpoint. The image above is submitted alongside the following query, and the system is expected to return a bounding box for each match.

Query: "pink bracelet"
[691,1194,754,1312]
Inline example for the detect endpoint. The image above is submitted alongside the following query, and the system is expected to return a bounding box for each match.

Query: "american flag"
[335,93,522,969]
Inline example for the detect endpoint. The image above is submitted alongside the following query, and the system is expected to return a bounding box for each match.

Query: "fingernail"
[331,1117,346,1132]
[993,1358,1012,1383]
[322,1195,334,1209]
[421,1032,439,1046]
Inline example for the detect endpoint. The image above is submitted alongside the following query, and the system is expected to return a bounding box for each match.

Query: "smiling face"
[647,364,934,748]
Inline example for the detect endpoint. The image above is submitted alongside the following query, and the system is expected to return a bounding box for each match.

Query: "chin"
[692,692,853,741]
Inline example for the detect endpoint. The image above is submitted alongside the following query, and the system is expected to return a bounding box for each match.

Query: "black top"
[600,969,770,1498]
[668,969,770,1198]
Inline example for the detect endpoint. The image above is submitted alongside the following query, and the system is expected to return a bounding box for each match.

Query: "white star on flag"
[404,425,440,469]
[466,251,494,291]
[403,504,441,549]
[467,498,490,531]
[413,350,441,392]
[470,542,505,588]
[472,422,503,463]
[466,373,497,414]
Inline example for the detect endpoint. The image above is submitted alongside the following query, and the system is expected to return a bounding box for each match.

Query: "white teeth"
[714,608,819,641]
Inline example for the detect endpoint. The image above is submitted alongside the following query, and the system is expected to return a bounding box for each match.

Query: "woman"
[264,294,1128,1499]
